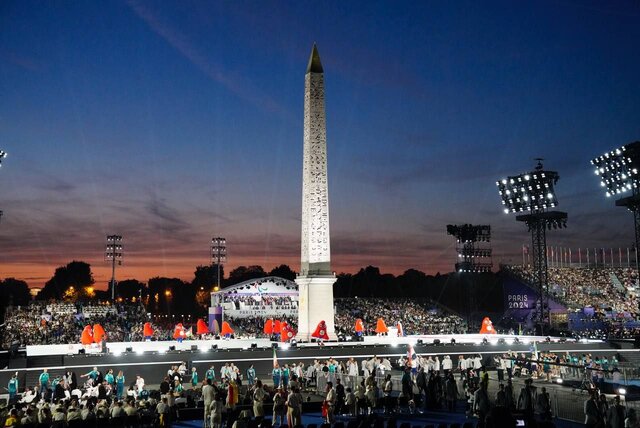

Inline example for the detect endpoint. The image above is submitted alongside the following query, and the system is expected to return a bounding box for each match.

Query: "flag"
[272,347,278,368]
[407,343,415,364]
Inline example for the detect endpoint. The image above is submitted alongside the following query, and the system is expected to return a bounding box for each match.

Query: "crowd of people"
[334,298,466,336]
[506,265,639,316]
[1,303,149,349]
[0,345,635,427]
[221,295,297,311]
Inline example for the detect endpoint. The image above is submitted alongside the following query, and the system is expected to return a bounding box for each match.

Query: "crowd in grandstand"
[222,295,297,311]
[334,298,467,336]
[1,303,149,349]
[506,265,639,316]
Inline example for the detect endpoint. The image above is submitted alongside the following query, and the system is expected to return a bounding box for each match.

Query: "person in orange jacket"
[375,318,388,336]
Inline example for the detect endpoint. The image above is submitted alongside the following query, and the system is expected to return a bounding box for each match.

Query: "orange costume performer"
[312,320,329,341]
[143,322,154,340]
[173,323,186,342]
[354,318,365,337]
[93,324,106,343]
[280,321,295,342]
[396,321,404,337]
[375,318,389,335]
[196,319,209,335]
[479,317,496,334]
[80,325,93,345]
[264,318,274,336]
[221,321,234,338]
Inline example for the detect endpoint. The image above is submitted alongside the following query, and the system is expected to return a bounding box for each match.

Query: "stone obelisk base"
[295,275,337,342]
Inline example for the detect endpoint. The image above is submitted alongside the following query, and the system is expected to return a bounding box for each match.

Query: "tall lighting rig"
[0,150,7,223]
[591,141,640,275]
[446,224,492,273]
[211,237,226,291]
[105,235,123,301]
[496,159,567,332]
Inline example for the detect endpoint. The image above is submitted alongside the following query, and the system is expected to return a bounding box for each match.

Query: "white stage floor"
[25,333,597,357]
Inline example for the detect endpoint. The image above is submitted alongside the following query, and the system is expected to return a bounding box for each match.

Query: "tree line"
[0,261,507,320]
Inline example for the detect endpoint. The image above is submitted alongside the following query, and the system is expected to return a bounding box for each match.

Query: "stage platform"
[24,333,601,357]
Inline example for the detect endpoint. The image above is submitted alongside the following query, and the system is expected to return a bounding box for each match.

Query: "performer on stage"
[375,318,388,336]
[264,318,275,339]
[312,320,329,346]
[479,317,496,334]
[173,323,186,342]
[273,320,282,342]
[93,324,106,343]
[281,322,295,343]
[196,319,209,336]
[221,321,234,340]
[80,325,93,346]
[396,321,404,337]
[354,318,365,338]
[143,322,154,341]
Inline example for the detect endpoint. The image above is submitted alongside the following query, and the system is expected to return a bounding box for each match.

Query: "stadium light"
[105,235,123,302]
[211,237,227,291]
[591,141,640,276]
[496,159,568,334]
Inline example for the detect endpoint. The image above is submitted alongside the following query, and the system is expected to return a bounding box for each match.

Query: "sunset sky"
[1,1,640,288]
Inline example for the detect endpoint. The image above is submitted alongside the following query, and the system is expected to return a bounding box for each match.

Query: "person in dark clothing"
[415,367,427,409]
[607,395,626,428]
[335,378,346,415]
[159,377,171,395]
[401,368,413,403]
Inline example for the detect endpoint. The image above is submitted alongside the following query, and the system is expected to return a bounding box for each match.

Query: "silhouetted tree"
[37,261,94,301]
[116,279,146,301]
[192,264,224,291]
[0,278,32,320]
[226,265,266,287]
[268,264,297,281]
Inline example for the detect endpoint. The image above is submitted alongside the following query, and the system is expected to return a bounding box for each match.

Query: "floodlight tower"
[591,142,640,275]
[211,237,226,290]
[0,150,7,223]
[105,235,123,301]
[496,159,568,332]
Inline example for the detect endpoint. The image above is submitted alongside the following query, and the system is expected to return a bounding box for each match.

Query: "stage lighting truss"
[447,224,492,273]
[591,142,640,198]
[446,224,491,243]
[496,170,560,213]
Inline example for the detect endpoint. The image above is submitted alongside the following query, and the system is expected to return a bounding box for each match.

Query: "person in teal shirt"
[7,373,18,403]
[246,365,256,387]
[272,365,281,388]
[205,365,215,383]
[281,365,290,388]
[191,367,198,388]
[81,366,100,384]
[39,369,49,399]
[104,369,115,386]
[174,379,184,395]
[115,371,125,400]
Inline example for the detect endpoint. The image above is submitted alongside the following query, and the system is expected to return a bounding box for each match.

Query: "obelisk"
[296,44,336,341]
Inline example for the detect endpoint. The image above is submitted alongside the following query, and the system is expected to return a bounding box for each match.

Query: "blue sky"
[1,0,639,287]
